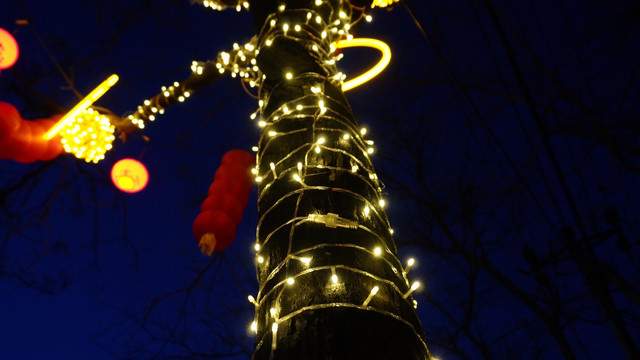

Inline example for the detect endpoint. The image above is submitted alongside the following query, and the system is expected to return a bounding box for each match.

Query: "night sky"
[1,1,639,359]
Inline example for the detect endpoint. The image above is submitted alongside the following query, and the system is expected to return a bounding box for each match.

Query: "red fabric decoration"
[0,102,64,162]
[192,149,255,255]
[201,193,244,225]
[192,210,236,255]
[36,118,64,161]
[221,149,255,168]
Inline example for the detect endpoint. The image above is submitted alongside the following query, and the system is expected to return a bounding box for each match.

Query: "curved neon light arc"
[333,38,391,92]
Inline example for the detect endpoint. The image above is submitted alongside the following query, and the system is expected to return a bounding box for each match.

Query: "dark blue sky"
[1,0,639,359]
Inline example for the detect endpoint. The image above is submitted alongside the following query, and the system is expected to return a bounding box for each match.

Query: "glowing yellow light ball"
[0,28,19,70]
[111,158,149,193]
[59,108,115,163]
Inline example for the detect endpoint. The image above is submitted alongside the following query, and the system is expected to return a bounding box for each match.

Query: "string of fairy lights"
[35,0,429,356]
[192,0,430,358]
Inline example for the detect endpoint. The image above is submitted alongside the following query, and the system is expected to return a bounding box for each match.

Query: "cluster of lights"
[196,0,249,12]
[242,1,431,358]
[117,0,428,356]
[59,108,115,163]
[125,39,259,131]
[371,0,400,8]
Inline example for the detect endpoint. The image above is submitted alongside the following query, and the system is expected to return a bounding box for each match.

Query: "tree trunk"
[248,1,431,359]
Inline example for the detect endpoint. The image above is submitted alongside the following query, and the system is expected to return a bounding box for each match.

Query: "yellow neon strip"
[44,74,119,140]
[334,38,391,92]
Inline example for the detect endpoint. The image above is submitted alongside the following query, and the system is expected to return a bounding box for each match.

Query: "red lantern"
[111,158,149,193]
[35,118,64,161]
[0,28,19,70]
[0,101,20,140]
[2,120,32,161]
[201,193,244,225]
[192,149,255,255]
[221,149,254,168]
[15,121,48,163]
[208,176,250,206]
[192,210,236,255]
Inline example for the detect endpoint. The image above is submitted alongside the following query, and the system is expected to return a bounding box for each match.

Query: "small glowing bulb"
[256,176,263,183]
[363,205,370,216]
[331,274,339,284]
[367,148,374,154]
[287,277,295,285]
[283,24,289,32]
[300,257,311,265]
[258,121,267,127]
[257,256,264,263]
[270,308,277,317]
[315,146,321,153]
[361,127,367,135]
[252,146,259,152]
[272,322,278,332]
[379,199,385,207]
[407,258,415,267]
[343,134,350,140]
[297,162,303,171]
[374,247,382,256]
[251,321,258,333]
[268,131,277,137]
[295,24,301,31]
[317,137,326,144]
[286,72,293,80]
[371,286,380,295]
[411,281,420,291]
[254,243,261,251]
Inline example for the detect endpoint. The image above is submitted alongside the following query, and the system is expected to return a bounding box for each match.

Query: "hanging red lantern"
[208,176,250,206]
[214,163,253,192]
[192,210,236,255]
[35,117,64,161]
[201,193,244,225]
[111,158,149,193]
[221,149,255,168]
[192,149,255,255]
[0,101,20,139]
[18,121,50,163]
[0,28,19,70]
[2,120,32,161]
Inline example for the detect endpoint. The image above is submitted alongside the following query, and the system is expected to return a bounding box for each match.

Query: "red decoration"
[192,149,255,255]
[0,102,64,162]
[0,28,19,70]
[111,158,149,193]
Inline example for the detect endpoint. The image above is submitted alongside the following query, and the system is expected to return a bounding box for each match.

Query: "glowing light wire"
[333,38,391,92]
[44,74,119,140]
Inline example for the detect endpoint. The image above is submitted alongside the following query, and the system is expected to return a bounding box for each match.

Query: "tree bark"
[248,1,431,359]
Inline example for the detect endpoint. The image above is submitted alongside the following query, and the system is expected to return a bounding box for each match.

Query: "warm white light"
[331,274,339,284]
[343,134,350,140]
[45,74,119,140]
[287,277,295,285]
[379,199,385,207]
[300,257,311,265]
[257,256,264,263]
[374,247,382,256]
[333,38,392,92]
[251,321,258,333]
[286,72,293,80]
[362,285,380,307]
